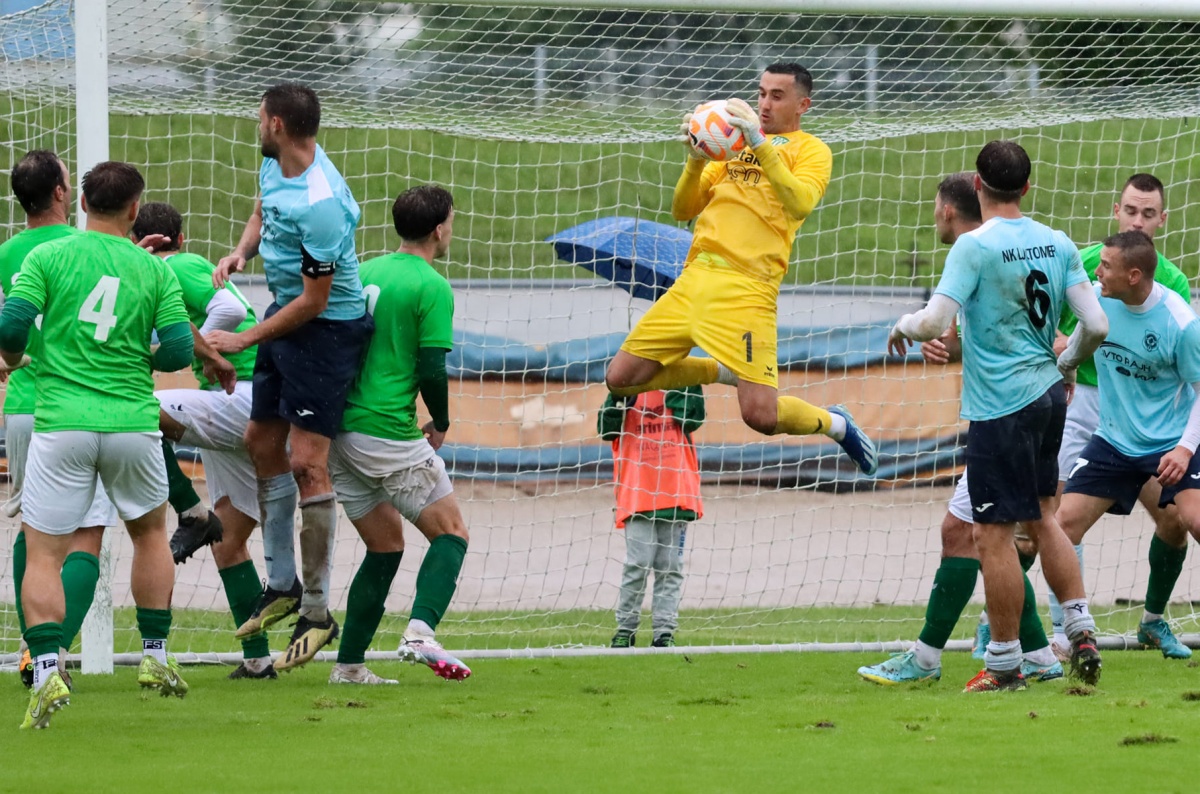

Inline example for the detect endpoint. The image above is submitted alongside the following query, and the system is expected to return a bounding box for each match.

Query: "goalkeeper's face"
[757,73,811,135]
[1114,186,1165,239]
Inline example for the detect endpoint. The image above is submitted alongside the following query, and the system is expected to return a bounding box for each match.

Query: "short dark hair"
[764,63,813,96]
[392,184,454,241]
[937,171,982,223]
[11,149,66,215]
[975,140,1031,204]
[262,82,321,139]
[133,201,182,252]
[81,161,144,216]
[1103,230,1157,279]
[1122,173,1165,203]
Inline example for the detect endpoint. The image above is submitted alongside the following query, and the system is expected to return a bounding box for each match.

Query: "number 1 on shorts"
[742,331,753,363]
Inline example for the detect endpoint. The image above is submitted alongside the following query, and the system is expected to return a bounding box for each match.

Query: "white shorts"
[157,384,257,521]
[1058,383,1099,479]
[948,470,973,524]
[5,414,117,528]
[23,430,166,535]
[329,432,453,523]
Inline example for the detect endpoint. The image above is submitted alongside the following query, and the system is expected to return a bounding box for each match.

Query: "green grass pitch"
[4,652,1200,792]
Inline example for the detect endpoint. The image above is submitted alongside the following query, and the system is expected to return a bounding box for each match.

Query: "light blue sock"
[258,473,298,591]
[1047,543,1085,634]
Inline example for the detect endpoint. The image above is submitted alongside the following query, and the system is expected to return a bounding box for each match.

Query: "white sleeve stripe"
[306,166,334,205]
[1162,289,1198,331]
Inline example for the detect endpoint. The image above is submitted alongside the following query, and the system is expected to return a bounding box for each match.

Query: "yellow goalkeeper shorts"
[619,262,779,388]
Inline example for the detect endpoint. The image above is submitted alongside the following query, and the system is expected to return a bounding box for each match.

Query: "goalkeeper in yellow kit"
[605,63,877,475]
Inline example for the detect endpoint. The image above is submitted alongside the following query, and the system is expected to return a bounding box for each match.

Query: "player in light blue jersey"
[1058,231,1200,659]
[208,83,374,671]
[888,140,1109,691]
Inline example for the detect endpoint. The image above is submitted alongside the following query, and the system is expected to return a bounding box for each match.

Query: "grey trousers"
[615,515,688,635]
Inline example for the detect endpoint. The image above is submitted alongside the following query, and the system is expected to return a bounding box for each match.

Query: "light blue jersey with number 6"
[935,216,1088,421]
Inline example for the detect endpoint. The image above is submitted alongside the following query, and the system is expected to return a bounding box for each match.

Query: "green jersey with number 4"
[12,230,189,433]
[1059,243,1191,388]
[0,224,79,415]
[164,251,258,389]
[341,252,454,441]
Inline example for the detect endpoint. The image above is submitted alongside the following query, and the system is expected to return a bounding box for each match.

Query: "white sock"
[714,363,738,387]
[181,502,208,521]
[334,662,363,672]
[912,639,941,670]
[978,611,989,626]
[1023,646,1056,666]
[1052,632,1069,650]
[1142,610,1163,624]
[405,618,435,639]
[1061,598,1096,640]
[984,639,1022,673]
[825,412,847,441]
[243,656,270,674]
[32,654,58,690]
[143,639,168,665]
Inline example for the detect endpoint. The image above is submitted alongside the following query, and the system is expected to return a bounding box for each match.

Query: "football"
[687,100,748,161]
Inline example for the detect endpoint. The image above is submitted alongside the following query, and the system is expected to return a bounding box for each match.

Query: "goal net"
[3,0,1200,664]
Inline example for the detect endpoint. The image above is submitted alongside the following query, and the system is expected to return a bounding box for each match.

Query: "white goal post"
[4,0,1200,671]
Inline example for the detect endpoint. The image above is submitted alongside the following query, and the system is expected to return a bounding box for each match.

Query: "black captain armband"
[300,244,337,278]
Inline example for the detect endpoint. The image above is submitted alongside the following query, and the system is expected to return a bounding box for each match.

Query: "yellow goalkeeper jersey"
[685,131,833,288]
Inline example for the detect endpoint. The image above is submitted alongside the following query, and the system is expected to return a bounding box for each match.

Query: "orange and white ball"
[687,100,747,162]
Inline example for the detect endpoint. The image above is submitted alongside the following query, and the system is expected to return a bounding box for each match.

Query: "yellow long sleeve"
[752,139,830,221]
[671,159,715,221]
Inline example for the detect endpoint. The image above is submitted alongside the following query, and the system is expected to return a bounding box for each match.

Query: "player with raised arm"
[888,141,1109,691]
[0,162,194,728]
[207,83,372,672]
[1043,174,1192,660]
[327,185,470,685]
[133,201,279,680]
[1055,231,1200,653]
[2,150,120,690]
[603,63,877,476]
[858,172,1061,686]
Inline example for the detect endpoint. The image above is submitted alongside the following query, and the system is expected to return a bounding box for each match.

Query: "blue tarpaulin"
[447,323,920,381]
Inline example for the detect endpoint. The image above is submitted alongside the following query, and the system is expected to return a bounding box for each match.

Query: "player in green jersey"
[1,150,119,691]
[327,185,471,684]
[134,201,284,680]
[0,162,195,728]
[1042,173,1193,660]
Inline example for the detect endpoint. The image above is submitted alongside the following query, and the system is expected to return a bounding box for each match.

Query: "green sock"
[136,606,172,641]
[24,621,62,659]
[1017,572,1049,652]
[411,535,468,631]
[1145,534,1188,616]
[219,560,270,660]
[12,531,26,634]
[338,551,403,664]
[60,551,100,651]
[1018,550,1036,573]
[916,557,980,650]
[162,437,201,514]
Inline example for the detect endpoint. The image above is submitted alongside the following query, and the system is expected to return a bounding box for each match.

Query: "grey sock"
[299,493,337,622]
[258,473,298,591]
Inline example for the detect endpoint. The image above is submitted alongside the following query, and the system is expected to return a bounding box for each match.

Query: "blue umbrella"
[547,217,693,302]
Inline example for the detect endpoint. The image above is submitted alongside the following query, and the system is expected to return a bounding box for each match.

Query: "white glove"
[725,98,766,148]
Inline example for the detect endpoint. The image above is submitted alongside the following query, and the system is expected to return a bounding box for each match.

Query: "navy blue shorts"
[965,382,1067,525]
[1063,435,1200,515]
[250,303,374,438]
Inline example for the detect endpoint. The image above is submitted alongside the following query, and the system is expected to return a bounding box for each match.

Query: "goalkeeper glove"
[679,112,705,161]
[725,98,766,148]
